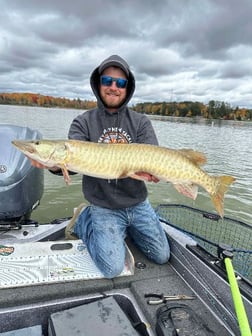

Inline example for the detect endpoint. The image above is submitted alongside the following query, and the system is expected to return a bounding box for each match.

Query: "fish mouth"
[12,140,35,154]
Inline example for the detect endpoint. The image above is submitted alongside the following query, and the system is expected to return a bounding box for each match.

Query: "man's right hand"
[30,159,59,172]
[30,159,47,169]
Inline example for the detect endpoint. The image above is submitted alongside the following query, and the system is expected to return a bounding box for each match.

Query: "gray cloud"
[1,0,252,107]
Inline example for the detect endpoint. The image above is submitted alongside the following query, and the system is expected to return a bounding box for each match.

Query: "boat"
[0,124,251,336]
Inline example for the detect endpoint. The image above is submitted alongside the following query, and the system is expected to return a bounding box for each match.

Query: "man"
[34,55,170,278]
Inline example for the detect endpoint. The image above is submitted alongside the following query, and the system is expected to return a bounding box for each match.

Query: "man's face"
[99,67,127,112]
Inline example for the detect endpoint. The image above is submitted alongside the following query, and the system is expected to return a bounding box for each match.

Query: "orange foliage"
[0,92,97,110]
[0,93,251,120]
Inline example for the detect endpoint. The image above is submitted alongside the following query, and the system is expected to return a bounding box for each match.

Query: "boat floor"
[0,222,252,336]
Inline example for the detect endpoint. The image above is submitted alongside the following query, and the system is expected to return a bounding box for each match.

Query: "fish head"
[12,139,68,166]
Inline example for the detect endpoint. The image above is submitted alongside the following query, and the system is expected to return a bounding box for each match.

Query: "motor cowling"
[0,124,44,225]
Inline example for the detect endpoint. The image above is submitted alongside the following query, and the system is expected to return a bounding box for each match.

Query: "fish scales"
[67,142,201,183]
[12,139,235,217]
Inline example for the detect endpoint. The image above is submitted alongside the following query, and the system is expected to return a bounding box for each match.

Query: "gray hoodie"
[68,55,158,209]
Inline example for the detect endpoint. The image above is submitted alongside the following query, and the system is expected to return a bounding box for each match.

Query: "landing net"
[156,204,252,282]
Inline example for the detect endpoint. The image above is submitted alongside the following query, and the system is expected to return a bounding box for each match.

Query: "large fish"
[12,139,235,217]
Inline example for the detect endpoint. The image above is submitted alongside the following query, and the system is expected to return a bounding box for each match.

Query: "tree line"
[132,101,252,121]
[0,92,96,110]
[1,92,251,121]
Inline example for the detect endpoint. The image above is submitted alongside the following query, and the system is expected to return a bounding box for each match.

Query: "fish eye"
[34,140,40,145]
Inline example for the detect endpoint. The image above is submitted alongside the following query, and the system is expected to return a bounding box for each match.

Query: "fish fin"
[128,172,160,182]
[211,175,235,218]
[173,183,198,200]
[60,164,71,185]
[178,149,207,166]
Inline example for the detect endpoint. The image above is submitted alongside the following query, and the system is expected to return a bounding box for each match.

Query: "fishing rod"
[219,245,252,336]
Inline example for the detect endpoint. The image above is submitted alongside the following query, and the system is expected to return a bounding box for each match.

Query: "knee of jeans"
[153,246,170,264]
[93,250,125,279]
[157,251,170,264]
[100,260,125,279]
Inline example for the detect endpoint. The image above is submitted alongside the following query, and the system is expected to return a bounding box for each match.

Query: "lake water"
[1,104,252,225]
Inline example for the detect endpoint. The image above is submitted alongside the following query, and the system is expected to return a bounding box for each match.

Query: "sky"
[1,0,252,108]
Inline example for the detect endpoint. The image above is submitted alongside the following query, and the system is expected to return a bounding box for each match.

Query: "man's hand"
[29,159,59,172]
[134,172,160,183]
[30,159,47,169]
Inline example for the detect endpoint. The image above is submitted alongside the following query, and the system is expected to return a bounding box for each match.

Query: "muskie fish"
[12,139,235,217]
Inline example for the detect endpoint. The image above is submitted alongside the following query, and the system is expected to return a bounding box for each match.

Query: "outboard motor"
[0,124,44,228]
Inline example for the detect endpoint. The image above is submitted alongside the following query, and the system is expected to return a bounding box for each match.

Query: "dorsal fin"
[178,149,207,166]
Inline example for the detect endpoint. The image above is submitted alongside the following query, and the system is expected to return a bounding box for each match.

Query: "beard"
[100,89,127,109]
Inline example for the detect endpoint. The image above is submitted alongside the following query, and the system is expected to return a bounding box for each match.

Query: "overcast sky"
[1,0,252,107]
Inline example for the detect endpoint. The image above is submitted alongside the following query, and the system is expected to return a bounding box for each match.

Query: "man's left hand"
[134,172,160,183]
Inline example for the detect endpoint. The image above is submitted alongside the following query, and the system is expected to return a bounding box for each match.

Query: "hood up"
[90,55,135,111]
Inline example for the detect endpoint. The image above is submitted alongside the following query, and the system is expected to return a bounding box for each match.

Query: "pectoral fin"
[60,164,71,185]
[173,183,198,200]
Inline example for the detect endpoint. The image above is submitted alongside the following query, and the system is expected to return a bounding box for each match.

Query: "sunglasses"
[100,75,128,89]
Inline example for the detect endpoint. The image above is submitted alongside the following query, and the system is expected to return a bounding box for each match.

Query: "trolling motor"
[0,124,44,229]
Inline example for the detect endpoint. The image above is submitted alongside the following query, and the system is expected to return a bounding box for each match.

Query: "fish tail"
[211,175,235,218]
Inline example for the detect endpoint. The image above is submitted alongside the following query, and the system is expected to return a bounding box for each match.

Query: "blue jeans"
[74,199,170,279]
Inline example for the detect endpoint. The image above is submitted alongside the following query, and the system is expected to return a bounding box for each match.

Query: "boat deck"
[1,224,250,335]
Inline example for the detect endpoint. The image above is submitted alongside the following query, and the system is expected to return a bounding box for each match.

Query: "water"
[1,105,251,225]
